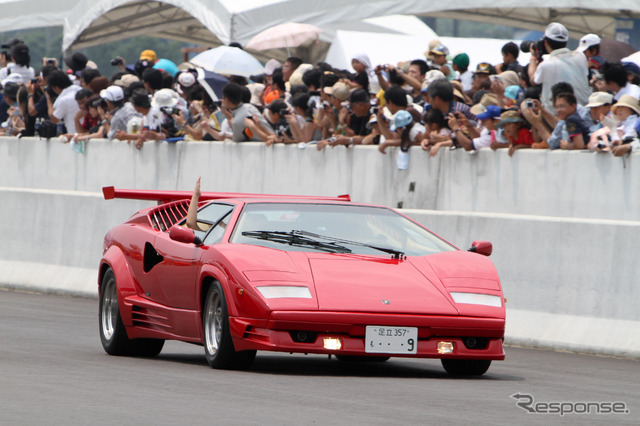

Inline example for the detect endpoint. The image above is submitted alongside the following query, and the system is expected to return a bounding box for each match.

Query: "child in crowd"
[470,105,501,150]
[503,85,521,108]
[610,95,640,142]
[199,102,232,141]
[553,92,590,150]
[73,97,109,141]
[421,108,451,151]
[346,53,373,93]
[428,44,455,81]
[452,53,472,92]
[584,91,614,151]
[378,110,425,169]
[496,109,534,156]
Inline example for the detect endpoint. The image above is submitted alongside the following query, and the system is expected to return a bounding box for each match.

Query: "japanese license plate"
[365,326,418,354]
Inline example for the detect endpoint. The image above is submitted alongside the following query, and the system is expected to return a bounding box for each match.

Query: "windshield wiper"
[292,230,406,260]
[241,230,352,254]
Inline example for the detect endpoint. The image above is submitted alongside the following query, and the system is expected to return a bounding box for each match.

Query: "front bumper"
[230,311,505,360]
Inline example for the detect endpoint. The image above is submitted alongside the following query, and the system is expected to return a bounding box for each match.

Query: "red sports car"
[99,187,505,376]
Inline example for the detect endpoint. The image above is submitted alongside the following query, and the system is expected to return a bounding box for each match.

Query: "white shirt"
[142,106,163,133]
[396,123,426,170]
[220,119,232,139]
[0,63,35,84]
[614,83,640,101]
[617,114,638,140]
[459,70,473,92]
[533,48,591,112]
[52,85,82,133]
[409,123,426,142]
[472,127,494,149]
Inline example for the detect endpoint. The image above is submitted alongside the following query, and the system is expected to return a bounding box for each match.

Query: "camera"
[160,106,180,116]
[490,75,502,83]
[110,57,124,66]
[597,134,611,149]
[45,58,55,65]
[90,98,107,110]
[520,39,546,62]
[524,99,535,109]
[280,109,291,116]
[134,59,151,76]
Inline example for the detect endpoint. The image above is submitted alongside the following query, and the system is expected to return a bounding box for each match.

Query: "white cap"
[177,72,196,88]
[544,22,569,43]
[577,34,601,52]
[151,88,180,108]
[421,70,446,92]
[100,85,124,102]
[1,73,23,87]
[585,91,613,108]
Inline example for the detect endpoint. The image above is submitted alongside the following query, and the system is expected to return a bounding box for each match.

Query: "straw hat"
[470,93,498,115]
[497,109,525,127]
[611,95,640,115]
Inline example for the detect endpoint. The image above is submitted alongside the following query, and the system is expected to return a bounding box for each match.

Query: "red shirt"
[81,114,100,132]
[508,127,534,146]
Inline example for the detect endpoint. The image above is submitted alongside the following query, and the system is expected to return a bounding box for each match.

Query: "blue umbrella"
[153,58,179,77]
[197,67,228,102]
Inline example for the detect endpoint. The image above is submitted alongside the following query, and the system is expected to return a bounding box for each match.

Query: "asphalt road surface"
[1,289,638,426]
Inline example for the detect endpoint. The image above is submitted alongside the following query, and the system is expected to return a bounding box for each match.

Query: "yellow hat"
[139,49,157,62]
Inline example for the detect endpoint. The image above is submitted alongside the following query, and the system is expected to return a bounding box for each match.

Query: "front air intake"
[289,331,318,343]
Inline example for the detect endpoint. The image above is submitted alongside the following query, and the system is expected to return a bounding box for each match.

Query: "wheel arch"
[99,245,138,327]
[198,265,237,316]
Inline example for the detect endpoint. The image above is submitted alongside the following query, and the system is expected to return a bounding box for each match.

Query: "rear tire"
[203,282,256,369]
[99,268,164,357]
[441,359,491,376]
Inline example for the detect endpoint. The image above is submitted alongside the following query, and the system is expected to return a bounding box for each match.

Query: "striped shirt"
[449,101,477,122]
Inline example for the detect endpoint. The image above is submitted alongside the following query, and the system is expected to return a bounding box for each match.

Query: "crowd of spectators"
[1,21,640,164]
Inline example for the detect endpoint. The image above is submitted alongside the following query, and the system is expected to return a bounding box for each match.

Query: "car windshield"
[230,203,456,257]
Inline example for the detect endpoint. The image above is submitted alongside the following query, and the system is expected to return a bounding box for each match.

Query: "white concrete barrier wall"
[1,137,639,220]
[1,137,638,358]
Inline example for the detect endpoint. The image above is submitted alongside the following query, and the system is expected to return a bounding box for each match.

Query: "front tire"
[99,268,164,357]
[203,282,256,369]
[441,359,491,376]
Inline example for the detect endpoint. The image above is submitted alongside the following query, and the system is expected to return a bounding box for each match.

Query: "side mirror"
[468,240,492,257]
[169,225,202,245]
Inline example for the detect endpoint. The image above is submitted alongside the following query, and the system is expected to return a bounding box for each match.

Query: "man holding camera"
[115,89,164,149]
[221,83,271,142]
[528,22,591,112]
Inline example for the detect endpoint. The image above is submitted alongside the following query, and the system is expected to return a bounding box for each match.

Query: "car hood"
[229,244,500,315]
[308,256,458,315]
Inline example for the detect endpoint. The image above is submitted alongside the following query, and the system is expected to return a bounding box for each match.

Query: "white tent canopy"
[58,0,640,52]
[0,0,78,33]
[1,1,640,52]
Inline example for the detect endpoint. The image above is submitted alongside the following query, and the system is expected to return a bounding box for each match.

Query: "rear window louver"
[148,200,190,231]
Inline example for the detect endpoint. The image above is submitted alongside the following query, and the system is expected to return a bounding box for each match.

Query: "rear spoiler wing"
[102,186,350,204]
